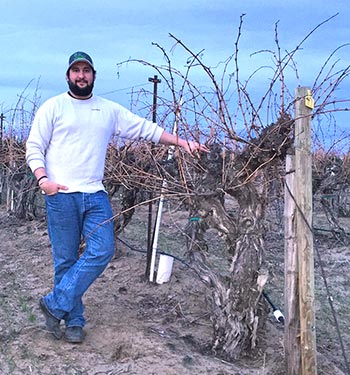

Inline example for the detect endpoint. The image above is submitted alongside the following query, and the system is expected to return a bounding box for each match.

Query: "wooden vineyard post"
[294,87,317,374]
[284,150,301,374]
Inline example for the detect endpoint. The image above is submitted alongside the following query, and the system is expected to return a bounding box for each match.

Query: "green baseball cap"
[67,51,94,70]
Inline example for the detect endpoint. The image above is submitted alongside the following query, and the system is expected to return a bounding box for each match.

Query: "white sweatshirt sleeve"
[113,102,164,144]
[25,99,55,173]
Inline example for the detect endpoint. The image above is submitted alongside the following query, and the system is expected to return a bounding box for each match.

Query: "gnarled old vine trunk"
[186,186,267,359]
[184,114,293,360]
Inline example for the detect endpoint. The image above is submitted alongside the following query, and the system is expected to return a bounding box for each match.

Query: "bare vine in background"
[0,80,42,219]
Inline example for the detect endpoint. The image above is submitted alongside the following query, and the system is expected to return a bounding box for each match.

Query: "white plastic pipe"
[149,102,180,282]
[149,181,167,282]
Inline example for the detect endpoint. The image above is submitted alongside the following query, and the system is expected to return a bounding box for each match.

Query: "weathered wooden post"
[284,150,301,374]
[285,86,317,374]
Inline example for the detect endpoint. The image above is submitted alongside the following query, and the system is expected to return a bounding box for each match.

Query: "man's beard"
[68,79,94,97]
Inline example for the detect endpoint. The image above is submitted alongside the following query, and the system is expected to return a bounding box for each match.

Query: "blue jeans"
[43,191,114,328]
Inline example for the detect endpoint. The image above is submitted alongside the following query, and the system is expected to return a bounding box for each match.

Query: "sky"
[1,0,350,139]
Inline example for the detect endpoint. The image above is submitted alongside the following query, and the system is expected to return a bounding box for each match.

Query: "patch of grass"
[18,295,36,323]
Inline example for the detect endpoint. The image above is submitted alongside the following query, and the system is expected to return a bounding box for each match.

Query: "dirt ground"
[0,198,349,375]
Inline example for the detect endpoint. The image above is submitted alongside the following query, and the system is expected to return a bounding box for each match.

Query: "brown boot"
[64,326,85,343]
[39,297,63,340]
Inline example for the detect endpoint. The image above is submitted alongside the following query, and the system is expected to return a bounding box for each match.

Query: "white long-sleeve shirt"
[26,92,164,193]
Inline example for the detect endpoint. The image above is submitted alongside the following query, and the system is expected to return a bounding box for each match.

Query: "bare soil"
[0,199,349,375]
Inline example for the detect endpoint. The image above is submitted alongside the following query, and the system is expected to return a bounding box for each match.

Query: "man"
[26,51,208,343]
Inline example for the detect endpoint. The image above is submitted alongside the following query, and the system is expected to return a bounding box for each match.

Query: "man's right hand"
[39,180,69,195]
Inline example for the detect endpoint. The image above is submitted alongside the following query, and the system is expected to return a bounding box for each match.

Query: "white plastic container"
[156,254,174,284]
